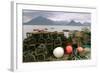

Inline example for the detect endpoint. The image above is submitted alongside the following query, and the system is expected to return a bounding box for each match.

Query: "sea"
[23,25,90,39]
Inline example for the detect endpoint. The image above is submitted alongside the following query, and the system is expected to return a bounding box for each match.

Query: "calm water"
[23,25,90,39]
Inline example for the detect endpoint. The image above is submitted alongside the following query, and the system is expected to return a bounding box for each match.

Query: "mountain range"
[23,16,90,26]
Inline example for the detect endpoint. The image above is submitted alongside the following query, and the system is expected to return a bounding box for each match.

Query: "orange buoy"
[77,47,84,53]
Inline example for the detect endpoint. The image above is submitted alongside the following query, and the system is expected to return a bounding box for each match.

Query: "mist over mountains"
[23,16,90,26]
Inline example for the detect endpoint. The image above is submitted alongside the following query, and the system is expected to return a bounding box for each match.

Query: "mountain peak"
[68,20,77,25]
[70,20,76,23]
[33,16,52,22]
[34,16,47,19]
[24,16,54,25]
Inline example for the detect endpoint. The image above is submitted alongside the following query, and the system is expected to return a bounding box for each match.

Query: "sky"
[23,9,91,23]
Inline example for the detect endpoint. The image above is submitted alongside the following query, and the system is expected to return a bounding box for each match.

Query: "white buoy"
[53,47,64,58]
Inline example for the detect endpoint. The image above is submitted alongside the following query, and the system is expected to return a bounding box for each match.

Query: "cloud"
[23,10,91,23]
[48,12,91,23]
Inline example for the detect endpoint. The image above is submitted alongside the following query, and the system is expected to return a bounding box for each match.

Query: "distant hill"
[83,22,91,26]
[23,16,90,26]
[24,16,54,25]
[67,20,90,26]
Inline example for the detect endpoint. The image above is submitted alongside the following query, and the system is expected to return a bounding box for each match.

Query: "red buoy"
[66,45,73,54]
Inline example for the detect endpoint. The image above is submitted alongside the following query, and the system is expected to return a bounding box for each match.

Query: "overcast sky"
[23,10,91,23]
